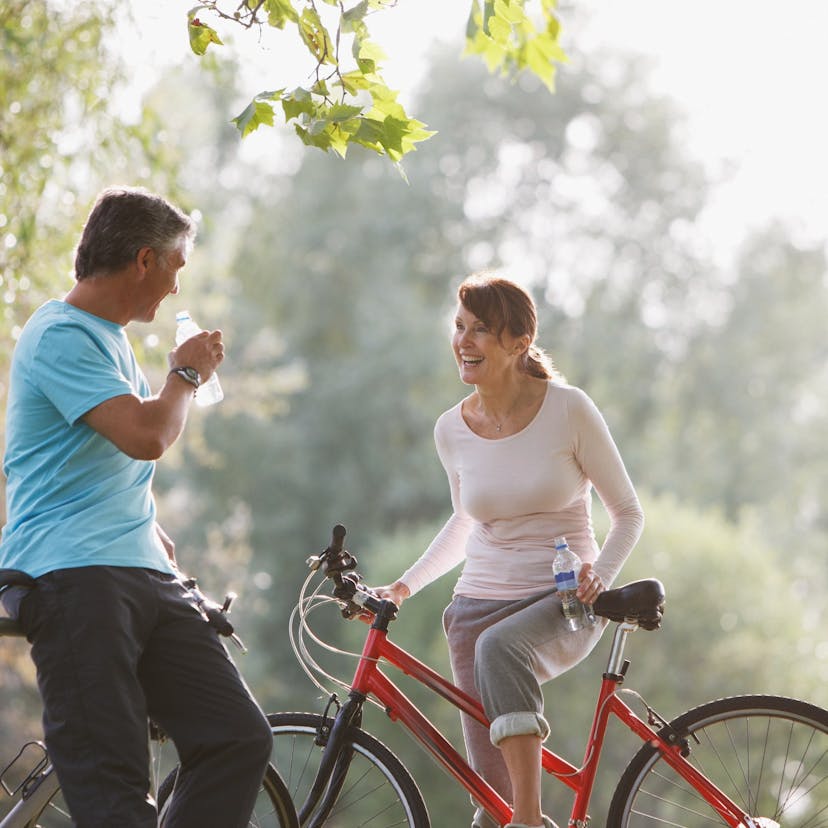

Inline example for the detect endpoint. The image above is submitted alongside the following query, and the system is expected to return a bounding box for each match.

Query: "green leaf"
[187,9,223,56]
[353,114,434,162]
[466,0,481,39]
[326,103,365,123]
[263,0,298,28]
[280,87,315,122]
[353,34,386,74]
[493,0,526,25]
[232,98,276,137]
[294,123,333,152]
[298,7,336,66]
[342,1,370,33]
[337,70,375,94]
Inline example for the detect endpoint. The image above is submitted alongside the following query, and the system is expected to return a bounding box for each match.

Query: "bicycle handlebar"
[306,525,391,620]
[309,524,666,631]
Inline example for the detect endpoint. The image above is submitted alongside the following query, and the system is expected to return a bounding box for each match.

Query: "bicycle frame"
[0,750,60,828]
[338,611,757,828]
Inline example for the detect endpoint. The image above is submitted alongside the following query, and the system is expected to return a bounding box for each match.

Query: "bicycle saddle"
[593,578,665,630]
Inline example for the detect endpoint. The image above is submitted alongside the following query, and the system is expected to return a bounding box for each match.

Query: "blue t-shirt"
[0,300,175,577]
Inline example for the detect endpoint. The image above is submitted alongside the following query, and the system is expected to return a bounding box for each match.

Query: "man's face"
[136,238,187,323]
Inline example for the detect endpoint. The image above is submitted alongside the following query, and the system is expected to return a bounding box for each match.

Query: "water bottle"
[175,310,223,407]
[552,536,596,631]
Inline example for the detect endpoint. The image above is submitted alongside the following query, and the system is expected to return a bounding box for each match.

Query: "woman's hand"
[576,563,603,604]
[375,580,411,608]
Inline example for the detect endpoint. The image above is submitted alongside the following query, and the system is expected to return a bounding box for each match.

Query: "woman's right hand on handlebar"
[376,580,411,607]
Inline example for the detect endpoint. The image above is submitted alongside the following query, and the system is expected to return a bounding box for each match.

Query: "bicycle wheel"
[157,762,298,827]
[267,712,430,827]
[608,694,828,827]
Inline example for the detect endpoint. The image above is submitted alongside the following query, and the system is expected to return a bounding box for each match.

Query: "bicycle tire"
[267,711,431,827]
[607,694,828,827]
[157,762,298,828]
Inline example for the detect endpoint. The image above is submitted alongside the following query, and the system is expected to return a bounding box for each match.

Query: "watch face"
[182,367,200,383]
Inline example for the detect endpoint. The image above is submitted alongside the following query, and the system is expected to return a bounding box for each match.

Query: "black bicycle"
[0,569,298,828]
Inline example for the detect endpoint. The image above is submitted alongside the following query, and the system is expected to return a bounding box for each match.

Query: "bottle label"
[555,570,577,592]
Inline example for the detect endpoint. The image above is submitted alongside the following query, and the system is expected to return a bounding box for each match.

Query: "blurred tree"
[0,0,189,450]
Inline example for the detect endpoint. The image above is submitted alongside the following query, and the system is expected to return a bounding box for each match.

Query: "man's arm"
[82,378,195,461]
[82,328,224,461]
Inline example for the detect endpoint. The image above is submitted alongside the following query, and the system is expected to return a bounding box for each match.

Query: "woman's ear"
[514,333,532,355]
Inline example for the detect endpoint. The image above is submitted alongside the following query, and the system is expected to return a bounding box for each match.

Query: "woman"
[379,275,644,828]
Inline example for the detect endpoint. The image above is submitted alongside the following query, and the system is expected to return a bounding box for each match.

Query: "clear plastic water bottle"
[552,536,596,631]
[175,310,223,407]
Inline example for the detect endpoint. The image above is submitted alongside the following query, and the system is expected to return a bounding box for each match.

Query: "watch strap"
[169,366,200,390]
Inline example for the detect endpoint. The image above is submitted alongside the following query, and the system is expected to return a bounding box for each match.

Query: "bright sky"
[127,1,828,256]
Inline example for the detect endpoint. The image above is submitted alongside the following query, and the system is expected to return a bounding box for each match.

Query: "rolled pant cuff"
[489,711,550,746]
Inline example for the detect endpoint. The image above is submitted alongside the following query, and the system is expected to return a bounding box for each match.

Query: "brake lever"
[184,578,248,654]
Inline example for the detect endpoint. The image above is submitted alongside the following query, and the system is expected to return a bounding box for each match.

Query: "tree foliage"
[0,1,188,439]
[186,1,567,166]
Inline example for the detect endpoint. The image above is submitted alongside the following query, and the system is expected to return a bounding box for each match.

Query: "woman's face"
[452,303,526,386]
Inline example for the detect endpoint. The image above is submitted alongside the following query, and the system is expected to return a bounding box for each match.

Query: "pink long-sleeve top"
[400,382,644,600]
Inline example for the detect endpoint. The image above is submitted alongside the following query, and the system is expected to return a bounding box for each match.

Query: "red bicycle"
[268,525,828,827]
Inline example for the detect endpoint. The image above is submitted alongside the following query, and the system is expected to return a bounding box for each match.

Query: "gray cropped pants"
[442,589,605,802]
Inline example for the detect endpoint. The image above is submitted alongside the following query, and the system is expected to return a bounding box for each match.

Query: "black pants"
[20,566,273,828]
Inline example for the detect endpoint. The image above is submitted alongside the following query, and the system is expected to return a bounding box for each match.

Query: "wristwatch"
[169,366,201,390]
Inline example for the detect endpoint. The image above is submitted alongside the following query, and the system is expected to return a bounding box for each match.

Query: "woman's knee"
[489,712,550,746]
[475,625,523,671]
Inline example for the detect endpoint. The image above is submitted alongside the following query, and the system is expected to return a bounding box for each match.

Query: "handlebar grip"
[330,524,346,552]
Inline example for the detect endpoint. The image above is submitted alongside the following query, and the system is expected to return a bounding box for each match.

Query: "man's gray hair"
[74,187,196,280]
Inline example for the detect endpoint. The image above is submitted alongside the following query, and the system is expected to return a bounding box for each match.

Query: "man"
[0,187,272,827]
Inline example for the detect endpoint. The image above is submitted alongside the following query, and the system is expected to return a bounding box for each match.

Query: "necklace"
[496,423,502,432]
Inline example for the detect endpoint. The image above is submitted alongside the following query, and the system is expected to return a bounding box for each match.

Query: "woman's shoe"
[471,807,500,828]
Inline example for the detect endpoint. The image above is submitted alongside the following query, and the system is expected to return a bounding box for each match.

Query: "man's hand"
[155,523,177,565]
[169,329,224,381]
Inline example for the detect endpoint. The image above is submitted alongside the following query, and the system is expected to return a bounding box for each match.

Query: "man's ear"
[135,246,154,276]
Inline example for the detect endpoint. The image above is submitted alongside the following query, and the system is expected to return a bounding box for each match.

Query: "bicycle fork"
[300,693,365,828]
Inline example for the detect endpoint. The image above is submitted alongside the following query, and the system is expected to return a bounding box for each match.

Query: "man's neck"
[64,272,132,326]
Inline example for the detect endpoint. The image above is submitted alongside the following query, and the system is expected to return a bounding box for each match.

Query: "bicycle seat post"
[605,621,638,679]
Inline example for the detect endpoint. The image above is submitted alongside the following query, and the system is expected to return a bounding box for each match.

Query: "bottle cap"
[553,536,567,549]
[176,310,191,323]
